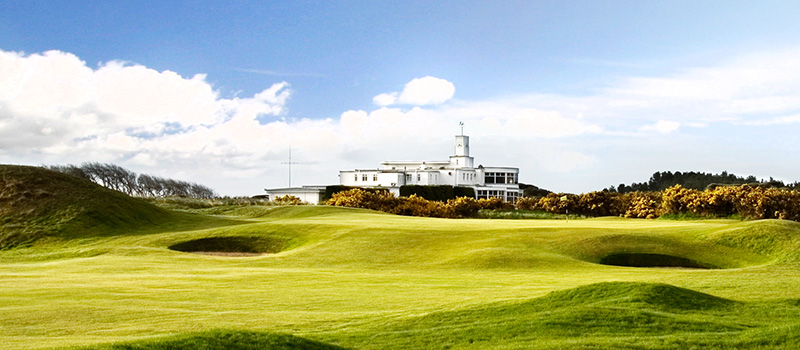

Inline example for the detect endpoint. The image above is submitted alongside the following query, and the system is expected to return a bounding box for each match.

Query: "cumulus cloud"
[372,92,397,106]
[5,48,800,195]
[0,50,294,190]
[374,76,455,106]
[0,50,290,143]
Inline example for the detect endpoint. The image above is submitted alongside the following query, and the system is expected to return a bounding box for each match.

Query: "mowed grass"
[2,205,800,349]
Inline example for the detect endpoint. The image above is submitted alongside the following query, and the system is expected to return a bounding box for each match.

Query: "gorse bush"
[394,194,447,217]
[527,185,800,221]
[327,188,399,212]
[328,185,800,222]
[447,196,482,218]
[327,189,492,218]
[273,195,304,206]
[624,192,661,219]
[657,184,800,220]
[399,185,476,202]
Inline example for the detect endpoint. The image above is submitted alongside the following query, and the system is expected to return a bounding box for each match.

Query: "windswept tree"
[46,163,217,199]
[45,164,92,181]
[136,174,166,197]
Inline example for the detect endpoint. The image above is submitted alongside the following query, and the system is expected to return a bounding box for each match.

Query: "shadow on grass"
[75,329,345,350]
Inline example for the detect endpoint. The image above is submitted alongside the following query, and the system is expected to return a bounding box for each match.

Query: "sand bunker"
[168,236,286,256]
[599,253,718,269]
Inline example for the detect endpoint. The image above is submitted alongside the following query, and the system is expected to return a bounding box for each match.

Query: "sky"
[2,1,800,196]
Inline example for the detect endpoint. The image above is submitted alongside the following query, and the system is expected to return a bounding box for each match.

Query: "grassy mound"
[710,219,800,261]
[337,282,759,349]
[168,236,287,255]
[0,165,175,248]
[536,282,735,310]
[77,329,344,350]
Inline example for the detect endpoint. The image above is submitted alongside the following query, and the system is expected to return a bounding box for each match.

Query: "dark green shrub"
[454,186,476,198]
[323,185,356,201]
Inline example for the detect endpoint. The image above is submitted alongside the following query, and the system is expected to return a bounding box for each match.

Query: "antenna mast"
[281,146,300,187]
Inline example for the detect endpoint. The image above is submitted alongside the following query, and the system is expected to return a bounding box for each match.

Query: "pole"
[288,146,292,187]
[281,146,300,187]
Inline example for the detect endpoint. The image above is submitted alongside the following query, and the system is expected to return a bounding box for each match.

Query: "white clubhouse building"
[339,134,521,203]
[266,134,522,204]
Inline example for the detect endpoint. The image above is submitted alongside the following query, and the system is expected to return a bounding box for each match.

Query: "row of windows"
[354,174,379,182]
[477,190,520,203]
[405,173,439,183]
[484,172,518,184]
[507,191,519,202]
[406,172,476,182]
[477,190,504,199]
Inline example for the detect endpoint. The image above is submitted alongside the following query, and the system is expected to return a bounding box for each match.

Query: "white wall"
[339,170,402,187]
[267,190,324,204]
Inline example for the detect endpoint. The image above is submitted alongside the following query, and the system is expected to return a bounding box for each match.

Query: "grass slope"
[0,165,235,249]
[2,205,800,349]
[79,330,344,350]
[334,282,800,349]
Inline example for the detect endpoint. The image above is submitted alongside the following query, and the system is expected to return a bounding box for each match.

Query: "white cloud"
[0,49,294,192]
[605,49,800,124]
[398,76,455,105]
[734,114,800,126]
[4,48,800,195]
[372,92,397,106]
[502,109,602,138]
[374,76,455,106]
[639,120,680,134]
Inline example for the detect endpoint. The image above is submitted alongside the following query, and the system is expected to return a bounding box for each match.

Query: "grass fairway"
[3,205,800,349]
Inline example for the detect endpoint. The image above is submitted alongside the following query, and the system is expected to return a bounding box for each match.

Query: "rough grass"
[2,205,800,349]
[0,165,241,249]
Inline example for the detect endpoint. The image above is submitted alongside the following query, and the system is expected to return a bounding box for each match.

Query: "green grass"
[334,282,800,349]
[3,189,800,348]
[477,209,585,220]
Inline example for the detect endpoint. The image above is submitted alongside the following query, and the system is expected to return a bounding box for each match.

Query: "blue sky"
[2,1,800,195]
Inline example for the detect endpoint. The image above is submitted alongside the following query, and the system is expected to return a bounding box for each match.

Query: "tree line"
[46,163,216,199]
[609,171,800,193]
